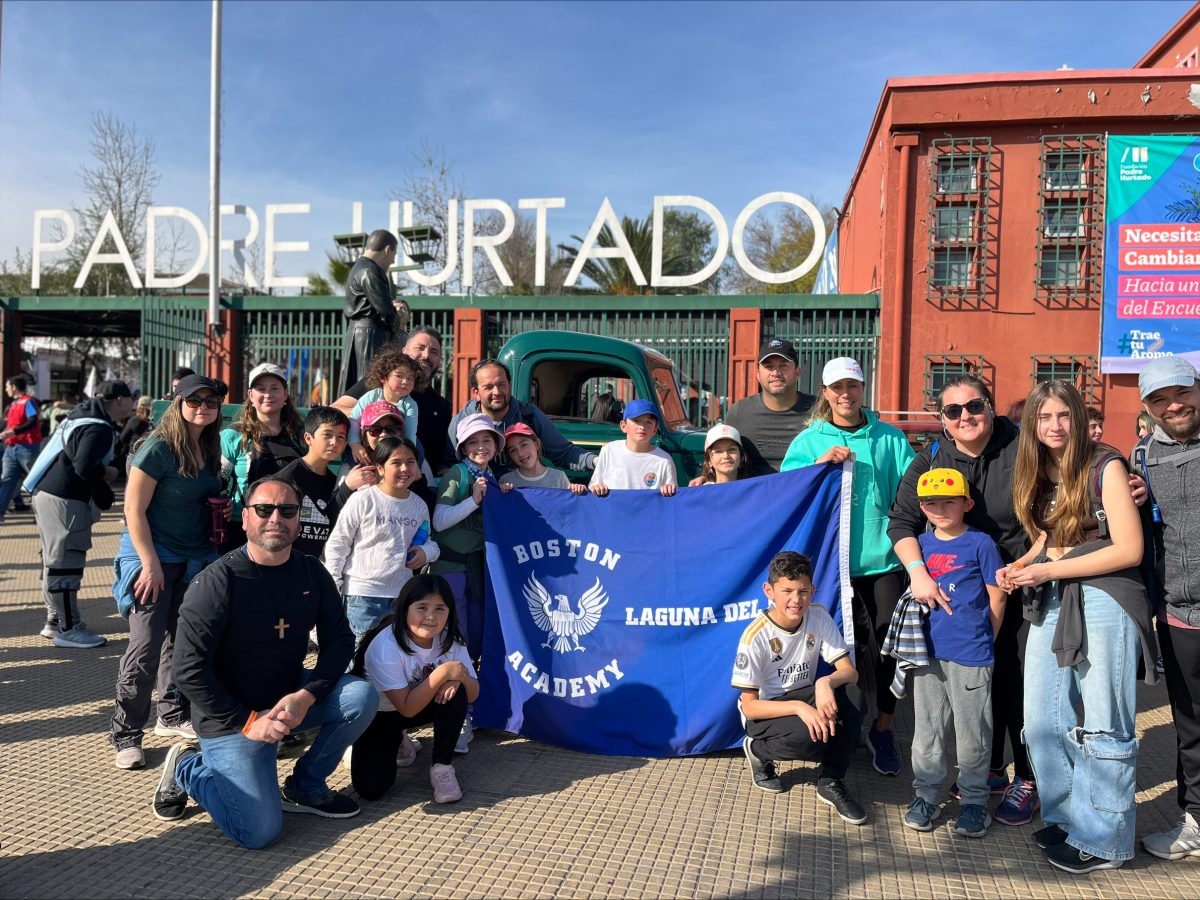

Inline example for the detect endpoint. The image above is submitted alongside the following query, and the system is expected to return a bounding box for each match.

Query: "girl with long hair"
[109,375,227,770]
[1002,380,1156,873]
[781,357,914,776]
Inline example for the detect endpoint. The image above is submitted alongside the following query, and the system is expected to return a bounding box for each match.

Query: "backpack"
[22,416,112,494]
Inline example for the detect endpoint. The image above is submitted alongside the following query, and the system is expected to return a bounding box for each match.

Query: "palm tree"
[557,213,690,295]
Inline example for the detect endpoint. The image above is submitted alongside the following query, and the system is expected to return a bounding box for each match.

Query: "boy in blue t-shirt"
[904,467,1005,838]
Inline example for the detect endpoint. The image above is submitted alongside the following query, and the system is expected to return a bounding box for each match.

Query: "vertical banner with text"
[1103,134,1200,374]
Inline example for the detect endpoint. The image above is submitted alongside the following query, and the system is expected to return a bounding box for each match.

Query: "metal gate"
[140,296,208,400]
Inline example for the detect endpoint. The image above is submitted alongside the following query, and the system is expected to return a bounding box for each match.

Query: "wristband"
[1009,562,1025,571]
[905,559,926,573]
[242,710,258,736]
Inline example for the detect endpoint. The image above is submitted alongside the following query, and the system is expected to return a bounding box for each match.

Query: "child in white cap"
[699,424,747,485]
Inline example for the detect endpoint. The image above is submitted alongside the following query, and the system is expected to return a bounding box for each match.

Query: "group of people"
[13,271,1200,871]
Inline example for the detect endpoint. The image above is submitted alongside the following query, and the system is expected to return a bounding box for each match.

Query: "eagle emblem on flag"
[523,574,609,654]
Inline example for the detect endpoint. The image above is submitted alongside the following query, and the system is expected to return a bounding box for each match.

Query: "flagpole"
[208,0,222,330]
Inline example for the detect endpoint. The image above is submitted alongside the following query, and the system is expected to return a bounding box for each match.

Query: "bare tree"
[393,140,469,295]
[725,202,837,295]
[69,113,161,296]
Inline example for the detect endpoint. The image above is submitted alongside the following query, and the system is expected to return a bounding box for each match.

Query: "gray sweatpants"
[31,491,100,631]
[911,657,994,806]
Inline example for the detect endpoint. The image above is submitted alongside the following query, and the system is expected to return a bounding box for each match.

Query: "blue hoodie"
[781,409,914,577]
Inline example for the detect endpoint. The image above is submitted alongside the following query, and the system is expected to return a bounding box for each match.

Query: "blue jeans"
[1023,584,1140,861]
[441,571,483,662]
[0,442,38,514]
[344,595,394,645]
[176,674,377,850]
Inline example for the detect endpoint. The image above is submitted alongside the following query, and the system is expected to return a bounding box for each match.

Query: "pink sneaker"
[396,733,419,768]
[430,763,462,804]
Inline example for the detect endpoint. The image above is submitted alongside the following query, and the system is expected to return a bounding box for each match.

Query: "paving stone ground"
[2,499,1199,898]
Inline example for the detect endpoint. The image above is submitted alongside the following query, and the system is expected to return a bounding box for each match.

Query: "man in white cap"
[1137,356,1200,861]
[723,338,816,477]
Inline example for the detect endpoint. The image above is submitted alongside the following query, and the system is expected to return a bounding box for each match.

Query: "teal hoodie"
[780,409,914,577]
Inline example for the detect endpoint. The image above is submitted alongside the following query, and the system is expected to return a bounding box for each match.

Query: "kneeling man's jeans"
[176,674,377,850]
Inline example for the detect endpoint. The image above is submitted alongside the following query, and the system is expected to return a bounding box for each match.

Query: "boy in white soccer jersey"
[589,399,677,496]
[732,551,866,824]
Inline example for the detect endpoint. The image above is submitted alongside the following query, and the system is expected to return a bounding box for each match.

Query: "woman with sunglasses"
[886,374,1037,825]
[337,400,435,513]
[109,375,227,771]
[218,363,305,546]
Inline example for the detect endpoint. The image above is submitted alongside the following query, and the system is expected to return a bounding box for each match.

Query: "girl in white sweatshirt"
[325,436,440,644]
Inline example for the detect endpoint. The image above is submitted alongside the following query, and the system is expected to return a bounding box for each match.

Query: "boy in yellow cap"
[903,467,1006,838]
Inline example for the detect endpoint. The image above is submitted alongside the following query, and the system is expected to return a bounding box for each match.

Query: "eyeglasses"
[249,503,300,519]
[941,398,989,420]
[183,395,222,410]
[364,425,403,438]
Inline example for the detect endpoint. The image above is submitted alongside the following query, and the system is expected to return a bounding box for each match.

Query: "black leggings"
[351,689,468,801]
[990,594,1033,780]
[850,570,907,718]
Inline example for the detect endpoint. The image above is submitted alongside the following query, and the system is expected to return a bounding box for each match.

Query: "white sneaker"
[430,763,462,803]
[114,746,145,770]
[39,620,59,640]
[1144,812,1200,860]
[53,624,106,649]
[454,717,473,755]
[154,720,197,740]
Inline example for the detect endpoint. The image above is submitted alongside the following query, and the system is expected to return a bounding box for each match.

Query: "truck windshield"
[648,358,689,432]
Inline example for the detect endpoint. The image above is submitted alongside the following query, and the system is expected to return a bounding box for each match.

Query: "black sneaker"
[742,736,783,793]
[1033,823,1070,849]
[281,776,361,818]
[1044,842,1123,874]
[153,743,198,822]
[816,778,868,825]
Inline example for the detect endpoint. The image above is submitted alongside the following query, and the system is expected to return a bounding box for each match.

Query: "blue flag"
[476,464,852,757]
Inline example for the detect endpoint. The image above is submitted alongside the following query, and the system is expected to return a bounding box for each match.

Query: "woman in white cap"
[780,357,914,778]
[699,423,748,485]
[219,362,305,541]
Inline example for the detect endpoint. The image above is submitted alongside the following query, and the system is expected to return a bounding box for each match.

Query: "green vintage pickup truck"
[497,330,708,482]
[152,331,710,482]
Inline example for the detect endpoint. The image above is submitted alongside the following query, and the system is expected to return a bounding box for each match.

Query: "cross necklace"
[242,545,291,640]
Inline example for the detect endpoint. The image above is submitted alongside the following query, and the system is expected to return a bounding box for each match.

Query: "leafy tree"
[557,212,690,295]
[725,202,837,295]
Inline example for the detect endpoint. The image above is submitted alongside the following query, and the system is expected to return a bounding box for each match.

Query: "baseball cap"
[455,413,502,458]
[758,338,798,366]
[1139,356,1198,400]
[361,400,405,429]
[96,380,133,400]
[173,374,227,399]
[622,399,658,421]
[704,423,742,452]
[503,422,537,443]
[248,362,287,389]
[821,357,865,385]
[917,467,970,499]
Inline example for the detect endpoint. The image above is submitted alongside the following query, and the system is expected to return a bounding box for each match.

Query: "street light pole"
[208,0,222,330]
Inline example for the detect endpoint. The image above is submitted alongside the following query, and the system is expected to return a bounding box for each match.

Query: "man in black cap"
[29,379,134,647]
[339,229,399,394]
[722,338,815,476]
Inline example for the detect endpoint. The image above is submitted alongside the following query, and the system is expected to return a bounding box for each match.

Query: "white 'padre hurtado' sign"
[29,193,825,292]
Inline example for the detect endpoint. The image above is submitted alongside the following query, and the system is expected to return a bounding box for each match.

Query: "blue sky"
[0,0,1193,290]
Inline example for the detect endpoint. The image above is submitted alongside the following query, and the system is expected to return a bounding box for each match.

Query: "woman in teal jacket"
[780,357,914,778]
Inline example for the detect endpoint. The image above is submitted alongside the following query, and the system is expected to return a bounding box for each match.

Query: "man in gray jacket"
[1138,356,1200,861]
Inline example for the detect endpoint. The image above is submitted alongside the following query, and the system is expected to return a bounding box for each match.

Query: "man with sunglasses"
[159,476,377,848]
[446,359,595,476]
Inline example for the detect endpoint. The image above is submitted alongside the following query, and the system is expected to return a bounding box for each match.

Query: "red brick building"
[838,3,1200,443]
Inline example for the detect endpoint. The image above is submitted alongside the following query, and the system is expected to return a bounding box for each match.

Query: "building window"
[935,205,975,242]
[1043,201,1085,238]
[924,354,990,408]
[1030,354,1100,406]
[1036,136,1103,308]
[926,137,996,309]
[1039,245,1081,287]
[1178,47,1198,69]
[932,248,973,286]
[1044,152,1088,191]
[936,157,977,194]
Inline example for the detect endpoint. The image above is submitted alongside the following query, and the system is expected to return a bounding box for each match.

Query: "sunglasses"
[364,425,404,438]
[941,398,989,420]
[249,503,300,519]
[183,395,222,410]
